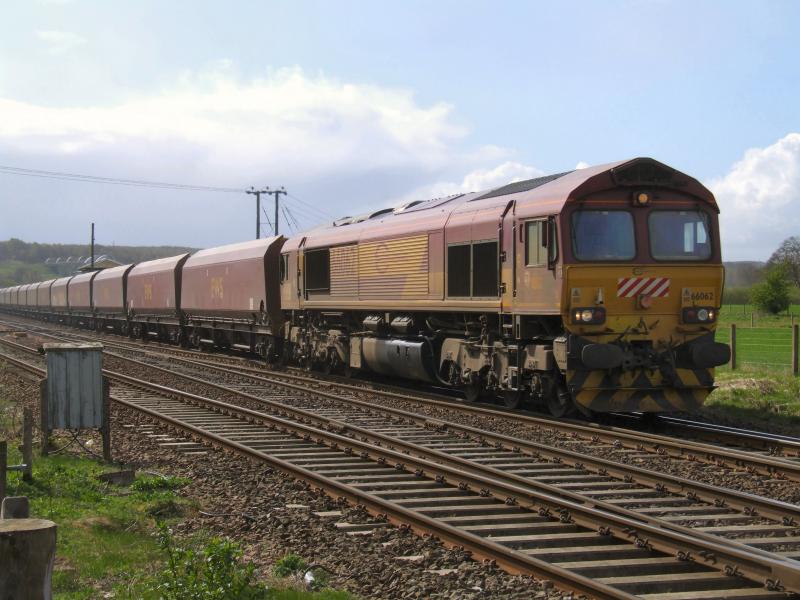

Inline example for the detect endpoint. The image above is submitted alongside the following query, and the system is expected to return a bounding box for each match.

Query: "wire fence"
[715,324,799,374]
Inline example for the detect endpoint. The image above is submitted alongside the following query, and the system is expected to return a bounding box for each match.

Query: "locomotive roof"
[288,157,716,251]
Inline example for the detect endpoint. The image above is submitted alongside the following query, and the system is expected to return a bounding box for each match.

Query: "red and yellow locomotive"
[0,157,730,416]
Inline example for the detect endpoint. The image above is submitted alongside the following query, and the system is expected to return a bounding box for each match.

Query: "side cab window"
[524,218,557,268]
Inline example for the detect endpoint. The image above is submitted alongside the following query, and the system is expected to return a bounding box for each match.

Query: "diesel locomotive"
[0,157,730,416]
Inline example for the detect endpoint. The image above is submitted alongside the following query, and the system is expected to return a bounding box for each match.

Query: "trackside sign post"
[40,343,111,461]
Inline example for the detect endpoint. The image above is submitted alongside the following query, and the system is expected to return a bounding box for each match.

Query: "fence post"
[793,324,799,377]
[22,408,33,483]
[0,441,6,504]
[750,312,754,328]
[730,324,737,370]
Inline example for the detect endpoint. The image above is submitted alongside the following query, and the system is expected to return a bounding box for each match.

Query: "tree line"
[725,236,800,313]
[0,238,196,286]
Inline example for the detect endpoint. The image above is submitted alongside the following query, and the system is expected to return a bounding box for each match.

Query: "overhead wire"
[286,192,337,220]
[284,205,302,231]
[280,206,296,234]
[0,164,244,193]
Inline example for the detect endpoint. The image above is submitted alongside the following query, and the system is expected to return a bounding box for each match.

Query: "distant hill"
[0,238,197,286]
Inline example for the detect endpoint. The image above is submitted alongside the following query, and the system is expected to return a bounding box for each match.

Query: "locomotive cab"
[555,164,730,414]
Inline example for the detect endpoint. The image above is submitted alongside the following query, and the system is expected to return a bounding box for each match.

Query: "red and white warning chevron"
[617,276,670,298]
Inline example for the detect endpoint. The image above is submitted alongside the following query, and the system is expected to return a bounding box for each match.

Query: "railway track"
[3,315,799,468]
[5,316,800,490]
[1,332,800,598]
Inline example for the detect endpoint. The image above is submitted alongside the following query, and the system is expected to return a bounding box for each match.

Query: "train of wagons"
[0,157,731,416]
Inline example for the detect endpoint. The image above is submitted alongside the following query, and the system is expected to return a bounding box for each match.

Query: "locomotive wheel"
[503,390,523,409]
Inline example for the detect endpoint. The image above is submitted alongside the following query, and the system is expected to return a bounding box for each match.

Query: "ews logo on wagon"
[211,277,224,300]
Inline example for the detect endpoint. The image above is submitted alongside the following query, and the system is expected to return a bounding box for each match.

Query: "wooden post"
[0,441,6,504]
[22,408,33,483]
[101,377,111,462]
[39,379,49,457]
[750,312,754,328]
[793,324,799,377]
[730,324,737,370]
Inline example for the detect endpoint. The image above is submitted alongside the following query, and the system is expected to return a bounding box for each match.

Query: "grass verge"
[702,368,800,434]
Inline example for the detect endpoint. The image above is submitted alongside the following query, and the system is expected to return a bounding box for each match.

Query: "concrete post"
[0,518,56,599]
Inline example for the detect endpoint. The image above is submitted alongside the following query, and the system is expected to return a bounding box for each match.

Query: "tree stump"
[0,518,56,599]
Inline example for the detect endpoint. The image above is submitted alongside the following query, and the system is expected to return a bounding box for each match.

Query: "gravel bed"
[0,352,569,599]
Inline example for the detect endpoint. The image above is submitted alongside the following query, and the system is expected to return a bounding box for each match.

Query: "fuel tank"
[361,337,436,383]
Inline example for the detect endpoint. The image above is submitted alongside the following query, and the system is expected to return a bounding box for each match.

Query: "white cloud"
[574,160,590,169]
[708,133,800,260]
[405,160,544,200]
[0,67,465,179]
[36,30,87,54]
[0,66,499,243]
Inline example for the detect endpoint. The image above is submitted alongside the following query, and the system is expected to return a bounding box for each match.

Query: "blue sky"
[1,0,799,260]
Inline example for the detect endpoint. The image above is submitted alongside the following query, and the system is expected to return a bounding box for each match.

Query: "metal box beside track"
[42,343,104,429]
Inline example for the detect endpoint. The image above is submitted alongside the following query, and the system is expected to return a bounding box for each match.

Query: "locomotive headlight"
[572,307,606,325]
[632,190,651,206]
[682,306,717,324]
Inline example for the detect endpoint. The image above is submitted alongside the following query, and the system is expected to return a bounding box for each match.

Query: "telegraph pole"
[246,187,268,239]
[90,222,95,269]
[266,187,287,235]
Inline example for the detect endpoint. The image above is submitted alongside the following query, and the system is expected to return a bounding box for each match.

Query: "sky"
[0,0,798,261]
